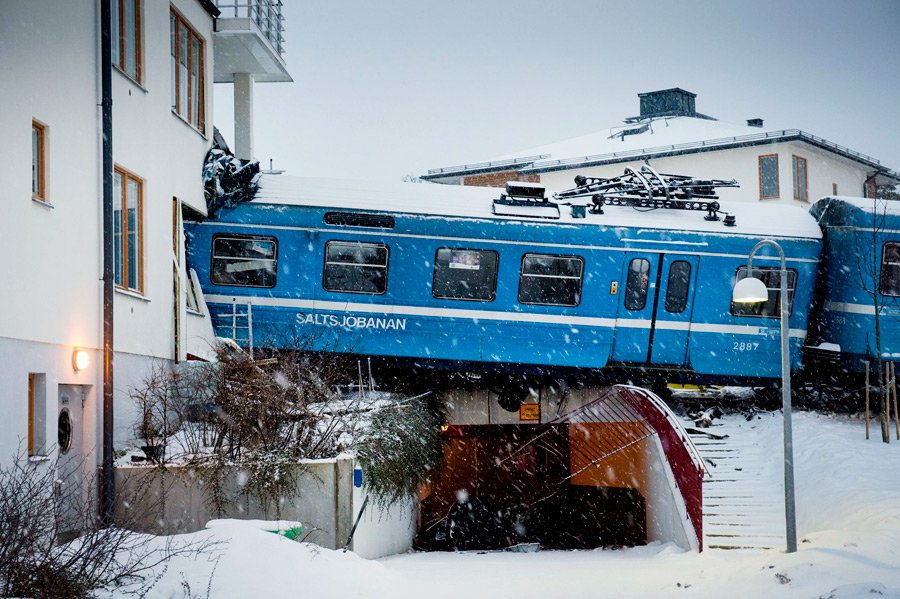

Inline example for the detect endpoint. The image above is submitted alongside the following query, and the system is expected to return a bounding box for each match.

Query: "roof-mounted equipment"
[554,165,739,225]
[493,181,560,219]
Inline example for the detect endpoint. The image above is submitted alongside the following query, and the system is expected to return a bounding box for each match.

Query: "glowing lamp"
[73,349,89,372]
[732,276,768,304]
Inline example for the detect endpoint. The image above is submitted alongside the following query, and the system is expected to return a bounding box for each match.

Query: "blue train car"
[186,175,823,386]
[807,197,900,376]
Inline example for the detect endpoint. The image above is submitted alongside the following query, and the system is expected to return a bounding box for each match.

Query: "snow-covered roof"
[252,174,822,239]
[493,117,760,164]
[422,116,899,182]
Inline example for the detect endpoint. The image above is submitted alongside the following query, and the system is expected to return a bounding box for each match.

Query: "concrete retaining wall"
[114,457,415,558]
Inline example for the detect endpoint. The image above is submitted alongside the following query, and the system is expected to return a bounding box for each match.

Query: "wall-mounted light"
[73,349,89,372]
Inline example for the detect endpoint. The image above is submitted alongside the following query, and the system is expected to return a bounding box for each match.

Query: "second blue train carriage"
[807,196,900,377]
[186,175,823,386]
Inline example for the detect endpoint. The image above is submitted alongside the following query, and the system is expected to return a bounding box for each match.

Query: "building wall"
[533,141,868,206]
[0,0,216,471]
[0,0,103,351]
[0,1,104,470]
[112,0,213,360]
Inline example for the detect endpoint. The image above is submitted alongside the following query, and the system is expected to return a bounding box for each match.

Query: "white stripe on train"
[204,294,807,339]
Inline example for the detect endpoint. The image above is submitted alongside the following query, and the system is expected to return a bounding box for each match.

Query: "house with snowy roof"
[422,88,900,205]
[0,0,290,528]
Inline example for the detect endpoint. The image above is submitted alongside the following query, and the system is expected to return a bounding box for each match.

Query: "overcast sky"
[214,0,900,183]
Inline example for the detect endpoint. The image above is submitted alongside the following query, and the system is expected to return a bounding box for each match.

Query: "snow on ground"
[101,411,900,599]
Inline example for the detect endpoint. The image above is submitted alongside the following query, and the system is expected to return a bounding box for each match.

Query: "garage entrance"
[418,386,704,551]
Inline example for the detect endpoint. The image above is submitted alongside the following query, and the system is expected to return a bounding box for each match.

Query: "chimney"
[747,118,764,128]
[638,88,697,119]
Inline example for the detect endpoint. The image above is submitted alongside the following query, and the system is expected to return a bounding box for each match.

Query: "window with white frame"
[171,10,205,132]
[112,0,142,83]
[114,167,143,292]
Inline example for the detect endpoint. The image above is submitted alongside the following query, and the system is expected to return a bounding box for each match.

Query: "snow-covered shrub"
[355,394,445,508]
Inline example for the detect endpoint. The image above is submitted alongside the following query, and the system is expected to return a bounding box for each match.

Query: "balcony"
[213,0,292,83]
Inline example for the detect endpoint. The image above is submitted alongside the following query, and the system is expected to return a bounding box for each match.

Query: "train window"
[210,235,277,288]
[880,243,900,296]
[665,261,692,313]
[624,259,650,311]
[323,241,389,295]
[730,267,798,318]
[518,254,583,306]
[433,248,499,301]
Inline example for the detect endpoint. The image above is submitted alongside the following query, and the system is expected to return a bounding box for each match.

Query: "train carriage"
[186,174,823,387]
[807,196,900,378]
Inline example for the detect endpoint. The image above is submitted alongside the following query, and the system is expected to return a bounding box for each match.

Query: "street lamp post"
[732,239,797,553]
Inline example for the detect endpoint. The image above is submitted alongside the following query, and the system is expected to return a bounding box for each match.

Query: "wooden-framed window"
[758,154,779,200]
[792,155,808,201]
[111,0,142,83]
[171,9,205,132]
[114,166,143,293]
[28,373,47,457]
[32,120,46,202]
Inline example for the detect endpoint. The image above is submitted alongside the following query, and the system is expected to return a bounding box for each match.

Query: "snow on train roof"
[254,174,822,239]
[815,196,900,215]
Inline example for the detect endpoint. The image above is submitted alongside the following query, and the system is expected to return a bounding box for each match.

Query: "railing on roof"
[215,0,285,57]
[425,154,551,176]
[522,129,883,172]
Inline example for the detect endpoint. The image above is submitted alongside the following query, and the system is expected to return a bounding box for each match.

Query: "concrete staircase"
[687,423,787,550]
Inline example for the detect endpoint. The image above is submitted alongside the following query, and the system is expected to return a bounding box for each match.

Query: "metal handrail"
[215,0,285,57]
[426,154,551,176]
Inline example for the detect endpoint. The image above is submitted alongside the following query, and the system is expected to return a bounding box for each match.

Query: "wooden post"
[892,362,900,441]
[865,360,870,440]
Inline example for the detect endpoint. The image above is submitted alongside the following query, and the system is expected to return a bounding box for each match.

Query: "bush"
[0,451,211,598]
[355,394,445,508]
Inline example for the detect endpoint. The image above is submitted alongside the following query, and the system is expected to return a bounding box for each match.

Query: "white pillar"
[234,73,255,161]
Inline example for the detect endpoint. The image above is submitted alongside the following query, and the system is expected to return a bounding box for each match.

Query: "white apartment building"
[0,0,290,520]
[422,89,900,204]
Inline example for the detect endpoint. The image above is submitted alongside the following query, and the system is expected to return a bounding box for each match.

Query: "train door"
[649,255,699,366]
[57,384,86,537]
[611,252,659,362]
[611,253,699,365]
